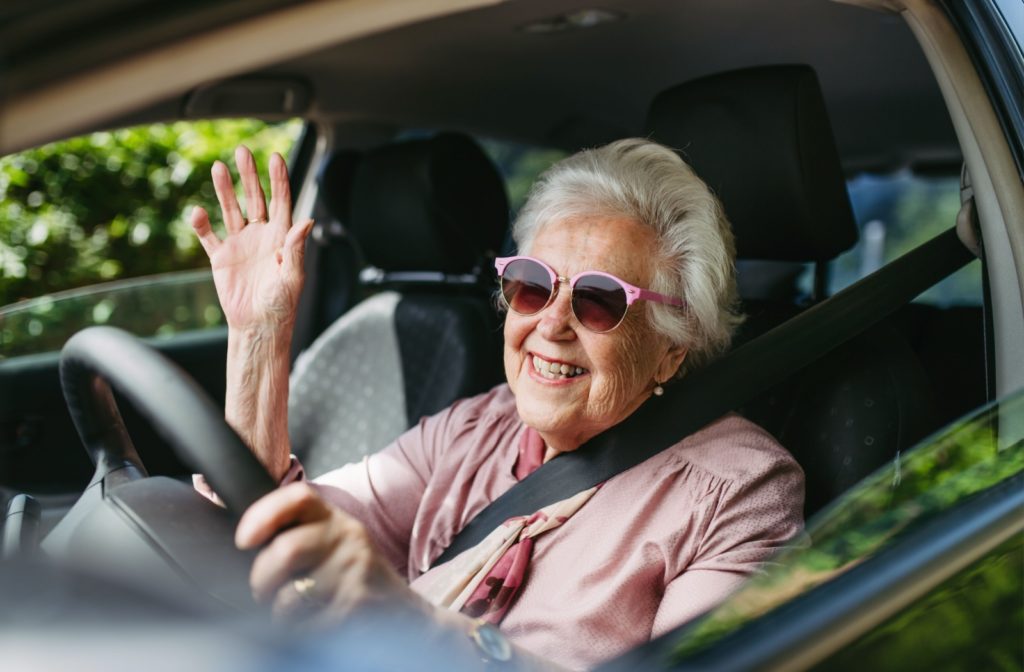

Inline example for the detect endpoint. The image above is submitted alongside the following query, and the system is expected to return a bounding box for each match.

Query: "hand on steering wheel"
[190,146,313,331]
[236,482,424,625]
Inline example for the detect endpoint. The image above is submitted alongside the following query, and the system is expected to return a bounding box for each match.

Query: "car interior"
[0,0,1021,668]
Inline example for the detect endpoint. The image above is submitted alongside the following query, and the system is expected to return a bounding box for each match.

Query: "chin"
[515,391,574,433]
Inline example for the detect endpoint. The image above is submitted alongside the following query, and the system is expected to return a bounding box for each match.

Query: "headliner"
[1,0,959,171]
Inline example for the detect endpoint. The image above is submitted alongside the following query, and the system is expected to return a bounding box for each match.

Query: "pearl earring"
[653,383,665,397]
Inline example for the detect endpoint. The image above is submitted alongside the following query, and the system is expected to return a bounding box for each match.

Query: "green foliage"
[816,534,1023,671]
[836,172,980,305]
[0,270,225,357]
[478,139,566,214]
[670,393,1024,661]
[0,119,302,306]
[0,119,301,356]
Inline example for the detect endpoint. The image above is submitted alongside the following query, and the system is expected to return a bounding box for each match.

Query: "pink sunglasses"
[495,255,685,333]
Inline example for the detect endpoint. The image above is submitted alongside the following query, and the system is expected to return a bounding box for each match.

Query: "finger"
[271,566,340,623]
[267,152,292,228]
[212,160,245,234]
[281,218,314,276]
[250,521,334,602]
[236,145,268,224]
[189,206,222,256]
[236,482,329,550]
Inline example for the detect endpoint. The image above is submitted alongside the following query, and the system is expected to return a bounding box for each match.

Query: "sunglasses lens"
[501,259,553,315]
[573,275,628,332]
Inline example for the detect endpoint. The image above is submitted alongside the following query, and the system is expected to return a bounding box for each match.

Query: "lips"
[531,353,587,380]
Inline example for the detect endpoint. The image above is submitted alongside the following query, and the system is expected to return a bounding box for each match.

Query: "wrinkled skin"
[504,214,688,458]
[192,148,428,626]
[190,147,311,332]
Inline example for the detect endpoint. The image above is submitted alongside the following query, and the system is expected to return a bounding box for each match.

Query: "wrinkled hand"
[191,146,313,331]
[236,483,426,625]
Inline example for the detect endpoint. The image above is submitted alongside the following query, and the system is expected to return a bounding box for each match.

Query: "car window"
[664,389,1024,663]
[0,119,303,358]
[809,533,1022,671]
[833,171,980,306]
[475,138,567,216]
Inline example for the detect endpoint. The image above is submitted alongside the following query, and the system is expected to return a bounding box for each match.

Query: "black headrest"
[348,133,509,273]
[317,150,361,223]
[645,65,857,262]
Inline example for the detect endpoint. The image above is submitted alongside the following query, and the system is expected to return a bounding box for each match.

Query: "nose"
[536,277,577,340]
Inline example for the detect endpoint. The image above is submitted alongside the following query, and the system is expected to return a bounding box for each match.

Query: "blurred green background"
[0,119,302,356]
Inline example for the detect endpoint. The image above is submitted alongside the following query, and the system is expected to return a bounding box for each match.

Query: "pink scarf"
[418,427,599,624]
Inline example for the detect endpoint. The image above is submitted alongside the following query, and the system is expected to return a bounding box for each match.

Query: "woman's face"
[503,214,688,453]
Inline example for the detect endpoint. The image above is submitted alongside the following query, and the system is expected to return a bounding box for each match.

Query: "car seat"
[289,133,509,477]
[306,149,364,335]
[646,65,940,516]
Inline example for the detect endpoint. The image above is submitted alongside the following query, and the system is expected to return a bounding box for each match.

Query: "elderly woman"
[190,138,804,670]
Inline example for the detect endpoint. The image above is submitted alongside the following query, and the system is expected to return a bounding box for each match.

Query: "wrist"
[228,322,294,353]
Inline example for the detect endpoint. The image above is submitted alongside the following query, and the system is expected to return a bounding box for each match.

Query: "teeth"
[532,355,587,380]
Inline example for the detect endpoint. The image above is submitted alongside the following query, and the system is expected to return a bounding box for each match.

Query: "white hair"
[512,138,743,374]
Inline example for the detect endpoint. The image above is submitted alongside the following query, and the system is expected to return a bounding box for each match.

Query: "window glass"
[834,171,981,305]
[810,533,1023,671]
[476,138,567,216]
[667,390,1024,662]
[0,119,303,357]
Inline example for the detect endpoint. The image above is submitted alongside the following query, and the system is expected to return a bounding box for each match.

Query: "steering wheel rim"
[59,326,276,513]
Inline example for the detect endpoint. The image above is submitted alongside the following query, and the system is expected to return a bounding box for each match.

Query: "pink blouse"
[306,384,805,670]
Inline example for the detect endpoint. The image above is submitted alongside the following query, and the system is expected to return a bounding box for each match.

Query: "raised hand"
[191,146,313,332]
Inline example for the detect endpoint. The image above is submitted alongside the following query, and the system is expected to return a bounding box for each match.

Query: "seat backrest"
[645,65,938,516]
[289,133,508,477]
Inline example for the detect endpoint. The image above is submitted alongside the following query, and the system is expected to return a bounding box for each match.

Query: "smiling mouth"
[532,354,587,380]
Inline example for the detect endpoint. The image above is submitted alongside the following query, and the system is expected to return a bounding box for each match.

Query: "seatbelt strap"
[432,227,975,567]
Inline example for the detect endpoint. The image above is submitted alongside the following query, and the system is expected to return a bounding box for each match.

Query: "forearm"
[225,323,294,481]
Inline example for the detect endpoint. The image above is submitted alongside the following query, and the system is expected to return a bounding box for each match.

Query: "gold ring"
[248,218,269,225]
[293,576,317,599]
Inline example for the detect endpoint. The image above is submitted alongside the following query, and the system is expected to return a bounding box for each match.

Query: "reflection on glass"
[670,391,1024,660]
[0,269,223,358]
[810,534,1022,671]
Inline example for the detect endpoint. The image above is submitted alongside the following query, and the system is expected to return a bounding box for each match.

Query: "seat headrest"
[645,65,857,262]
[317,150,361,223]
[348,133,509,273]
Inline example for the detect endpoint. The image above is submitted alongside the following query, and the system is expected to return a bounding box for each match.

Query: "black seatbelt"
[432,227,975,567]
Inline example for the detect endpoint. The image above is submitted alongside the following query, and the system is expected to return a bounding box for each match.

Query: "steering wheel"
[58,326,275,510]
[42,326,277,611]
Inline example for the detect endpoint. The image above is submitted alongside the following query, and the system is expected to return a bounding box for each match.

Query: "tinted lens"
[501,259,553,315]
[572,274,628,332]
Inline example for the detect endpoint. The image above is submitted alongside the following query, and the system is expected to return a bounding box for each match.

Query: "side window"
[667,391,1024,663]
[835,171,980,305]
[475,138,567,219]
[0,119,303,358]
[810,534,1023,671]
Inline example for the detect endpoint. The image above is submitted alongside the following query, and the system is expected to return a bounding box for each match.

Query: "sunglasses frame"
[494,255,685,333]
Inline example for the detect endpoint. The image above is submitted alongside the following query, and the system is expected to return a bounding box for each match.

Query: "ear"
[656,344,688,383]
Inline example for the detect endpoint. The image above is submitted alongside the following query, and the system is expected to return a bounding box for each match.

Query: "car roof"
[1,0,959,173]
